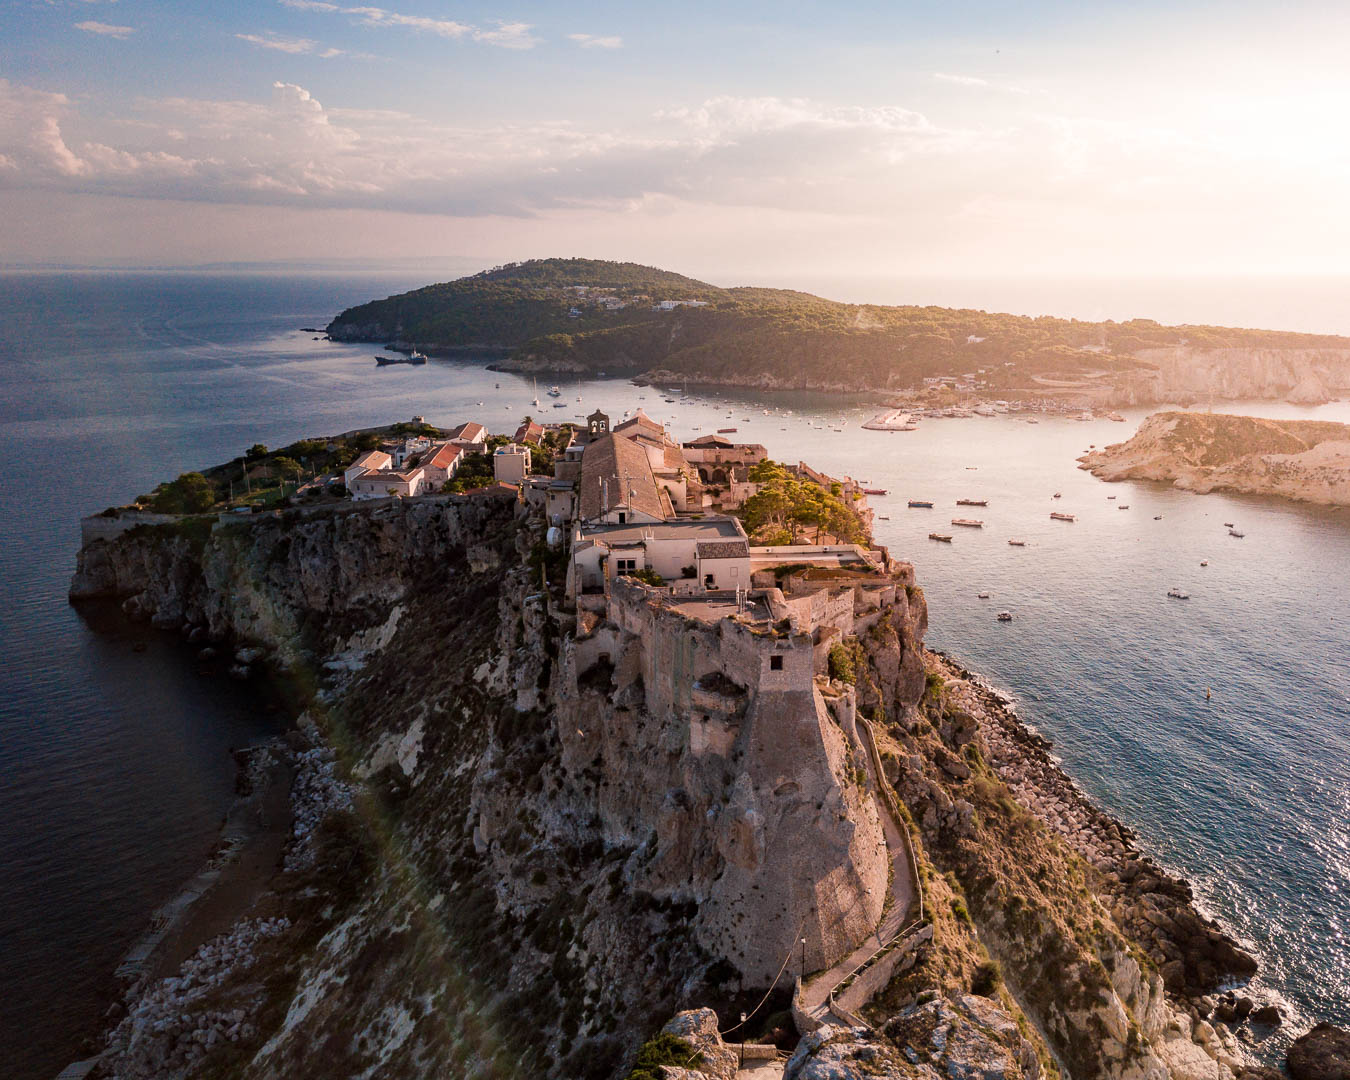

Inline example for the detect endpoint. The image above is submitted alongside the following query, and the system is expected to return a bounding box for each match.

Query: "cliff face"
[1079,411,1350,506]
[1112,347,1350,407]
[70,494,1263,1080]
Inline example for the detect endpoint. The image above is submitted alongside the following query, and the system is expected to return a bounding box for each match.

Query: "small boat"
[1108,495,1116,500]
[957,499,988,507]
[862,488,888,496]
[552,401,567,409]
[1229,528,1244,538]
[408,350,428,364]
[1007,539,1026,546]
[717,427,738,434]
[1167,588,1190,599]
[965,466,978,470]
[977,592,990,599]
[494,382,500,389]
[952,518,983,528]
[1200,560,1209,566]
[929,533,953,542]
[547,385,562,397]
[1153,515,1163,520]
[908,500,934,508]
[1053,492,1062,499]
[997,611,1013,622]
[878,515,890,521]
[1118,504,1130,510]
[1050,512,1076,522]
[1223,522,1234,528]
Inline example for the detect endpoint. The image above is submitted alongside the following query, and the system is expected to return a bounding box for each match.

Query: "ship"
[929,533,953,542]
[952,518,983,527]
[956,499,988,507]
[862,488,888,496]
[1050,512,1076,521]
[908,500,934,508]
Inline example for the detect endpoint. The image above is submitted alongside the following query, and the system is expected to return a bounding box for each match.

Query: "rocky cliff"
[68,492,1270,1080]
[1112,347,1350,407]
[1078,411,1350,506]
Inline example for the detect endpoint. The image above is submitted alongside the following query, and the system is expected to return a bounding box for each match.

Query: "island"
[58,401,1326,1080]
[327,258,1350,406]
[1079,411,1350,506]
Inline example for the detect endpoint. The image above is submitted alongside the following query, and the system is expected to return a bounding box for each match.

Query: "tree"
[271,456,302,482]
[150,471,217,514]
[246,443,268,460]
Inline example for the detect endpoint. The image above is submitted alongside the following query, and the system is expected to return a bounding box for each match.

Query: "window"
[617,512,627,524]
[617,558,637,573]
[770,655,784,671]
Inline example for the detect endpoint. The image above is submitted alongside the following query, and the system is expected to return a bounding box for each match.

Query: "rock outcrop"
[1116,347,1350,407]
[1079,411,1350,506]
[1289,1024,1350,1080]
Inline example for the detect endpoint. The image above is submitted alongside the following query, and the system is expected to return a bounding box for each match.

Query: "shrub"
[629,567,665,587]
[972,959,1002,996]
[827,643,856,684]
[628,1033,701,1080]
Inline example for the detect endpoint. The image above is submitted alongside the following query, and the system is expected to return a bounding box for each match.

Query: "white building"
[446,422,488,451]
[344,450,391,490]
[493,443,531,484]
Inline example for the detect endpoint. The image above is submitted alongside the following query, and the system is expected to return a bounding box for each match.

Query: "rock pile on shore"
[284,744,354,872]
[102,917,290,1078]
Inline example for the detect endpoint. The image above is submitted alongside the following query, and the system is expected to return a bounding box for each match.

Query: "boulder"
[1250,1005,1282,1028]
[661,1009,738,1080]
[1289,1023,1350,1080]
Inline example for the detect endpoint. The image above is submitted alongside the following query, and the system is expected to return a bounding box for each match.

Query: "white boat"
[1167,588,1190,599]
[997,611,1013,621]
[547,385,562,397]
[1200,560,1209,566]
[952,518,983,528]
[1050,512,1076,522]
[1229,528,1245,538]
[1007,539,1026,546]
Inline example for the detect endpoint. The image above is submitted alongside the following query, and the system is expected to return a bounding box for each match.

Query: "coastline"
[924,648,1290,1057]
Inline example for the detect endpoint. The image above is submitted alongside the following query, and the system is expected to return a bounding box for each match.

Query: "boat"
[1007,539,1026,546]
[1108,495,1116,500]
[952,518,983,528]
[1223,522,1234,528]
[552,401,567,409]
[1229,528,1245,538]
[878,515,890,520]
[717,427,738,434]
[977,592,990,599]
[996,611,1013,621]
[1153,514,1163,520]
[1118,504,1130,509]
[929,533,953,542]
[1167,588,1190,599]
[494,382,500,389]
[547,385,562,397]
[1053,492,1062,498]
[408,350,428,364]
[1050,512,1076,521]
[908,500,934,508]
[862,488,888,496]
[1200,560,1209,566]
[956,499,988,507]
[531,378,540,407]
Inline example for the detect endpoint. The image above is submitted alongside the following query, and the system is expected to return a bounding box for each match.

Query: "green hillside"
[326,258,1350,389]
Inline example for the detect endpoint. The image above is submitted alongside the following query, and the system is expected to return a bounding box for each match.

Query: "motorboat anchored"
[1229,528,1245,538]
[1007,539,1026,546]
[956,499,988,507]
[1167,588,1190,599]
[908,500,934,508]
[929,533,953,542]
[996,611,1013,621]
[952,518,983,528]
[1050,512,1076,522]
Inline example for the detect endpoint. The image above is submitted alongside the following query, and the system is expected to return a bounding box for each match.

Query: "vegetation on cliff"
[734,459,868,544]
[327,258,1350,391]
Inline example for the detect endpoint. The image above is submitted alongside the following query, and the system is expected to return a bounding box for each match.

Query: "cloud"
[279,0,538,48]
[934,72,1033,96]
[235,31,351,57]
[568,33,622,49]
[75,20,134,38]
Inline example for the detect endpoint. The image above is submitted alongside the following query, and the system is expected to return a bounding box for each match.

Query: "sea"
[0,272,1346,1078]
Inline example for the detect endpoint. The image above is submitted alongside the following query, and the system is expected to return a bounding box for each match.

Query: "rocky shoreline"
[926,651,1290,1048]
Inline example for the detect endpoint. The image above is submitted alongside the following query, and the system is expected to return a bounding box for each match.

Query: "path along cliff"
[65,491,1273,1080]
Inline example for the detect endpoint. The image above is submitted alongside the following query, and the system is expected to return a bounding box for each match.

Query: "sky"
[4,0,1350,296]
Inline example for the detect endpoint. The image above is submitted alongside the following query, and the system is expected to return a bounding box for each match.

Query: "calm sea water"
[0,273,1346,1076]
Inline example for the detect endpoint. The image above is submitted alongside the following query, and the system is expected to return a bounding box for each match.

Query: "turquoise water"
[1,273,1346,1075]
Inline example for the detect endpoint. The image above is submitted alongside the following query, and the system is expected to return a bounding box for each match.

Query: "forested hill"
[326,258,1350,394]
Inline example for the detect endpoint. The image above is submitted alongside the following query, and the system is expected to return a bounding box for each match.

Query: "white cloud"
[279,0,537,48]
[236,31,348,57]
[935,72,989,88]
[568,33,622,49]
[75,20,134,38]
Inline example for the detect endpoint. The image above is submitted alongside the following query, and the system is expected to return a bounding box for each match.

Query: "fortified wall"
[542,572,920,984]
